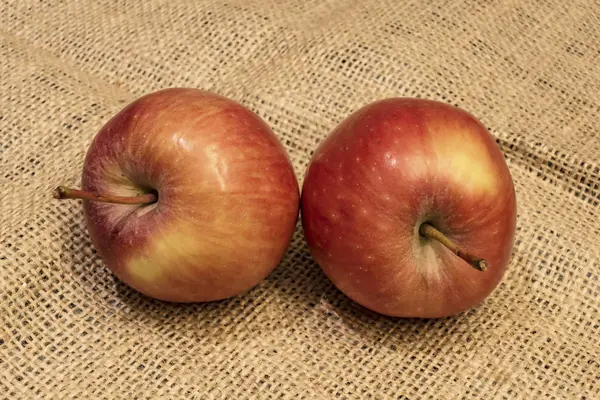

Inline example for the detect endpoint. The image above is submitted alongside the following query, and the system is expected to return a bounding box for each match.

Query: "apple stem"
[53,186,158,205]
[419,223,488,272]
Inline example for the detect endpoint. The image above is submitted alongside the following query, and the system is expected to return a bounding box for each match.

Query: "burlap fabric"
[1,0,599,398]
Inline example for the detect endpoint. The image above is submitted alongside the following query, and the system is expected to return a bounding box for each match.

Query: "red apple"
[55,88,299,302]
[301,98,517,318]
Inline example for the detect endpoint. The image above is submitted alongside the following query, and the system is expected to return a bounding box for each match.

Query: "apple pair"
[55,88,516,318]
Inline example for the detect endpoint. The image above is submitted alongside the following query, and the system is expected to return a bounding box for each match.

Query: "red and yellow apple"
[55,88,299,302]
[301,98,517,318]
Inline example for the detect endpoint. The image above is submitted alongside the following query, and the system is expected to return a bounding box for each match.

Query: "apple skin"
[301,98,517,318]
[80,88,299,302]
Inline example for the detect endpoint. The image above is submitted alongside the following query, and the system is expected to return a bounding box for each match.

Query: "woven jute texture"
[1,0,599,398]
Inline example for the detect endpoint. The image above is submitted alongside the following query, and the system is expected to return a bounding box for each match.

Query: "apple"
[54,88,299,302]
[300,98,517,318]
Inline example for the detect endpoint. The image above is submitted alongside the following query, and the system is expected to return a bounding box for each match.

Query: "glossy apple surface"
[78,88,299,302]
[301,98,517,318]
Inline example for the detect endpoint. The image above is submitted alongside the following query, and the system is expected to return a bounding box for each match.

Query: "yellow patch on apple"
[126,223,200,283]
[432,129,498,195]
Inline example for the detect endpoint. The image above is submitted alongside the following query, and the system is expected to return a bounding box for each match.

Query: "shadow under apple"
[261,224,472,351]
[57,207,259,335]
[271,224,506,354]
[57,208,481,352]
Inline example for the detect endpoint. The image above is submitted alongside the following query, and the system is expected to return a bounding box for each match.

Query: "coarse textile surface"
[1,0,599,398]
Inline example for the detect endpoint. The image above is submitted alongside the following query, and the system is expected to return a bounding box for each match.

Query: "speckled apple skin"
[301,98,517,318]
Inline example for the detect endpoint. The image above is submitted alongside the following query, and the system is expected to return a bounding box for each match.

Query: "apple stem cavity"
[419,223,488,272]
[53,186,158,205]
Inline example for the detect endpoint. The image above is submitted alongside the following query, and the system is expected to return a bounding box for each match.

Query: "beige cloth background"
[1,0,599,398]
